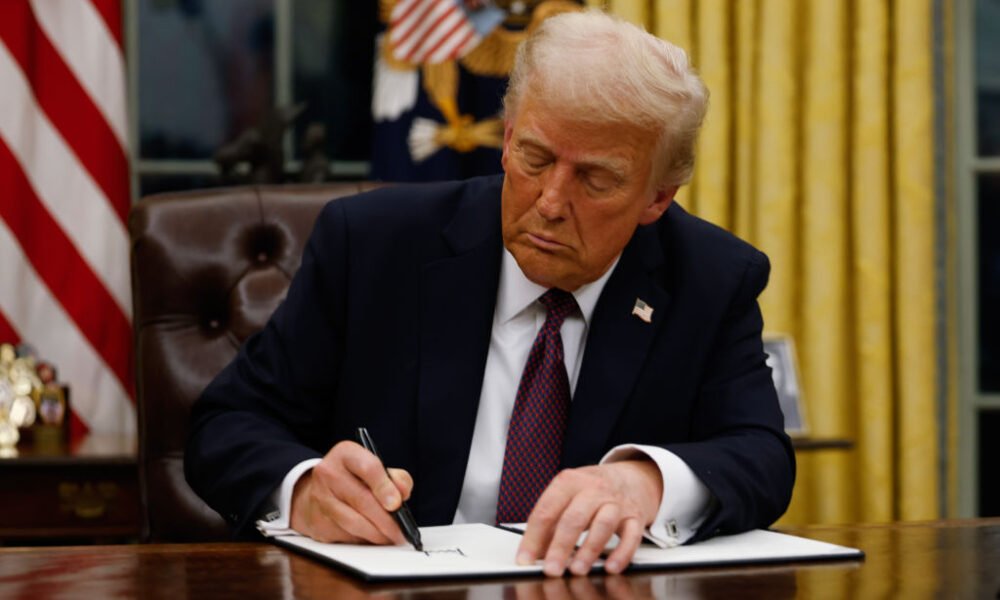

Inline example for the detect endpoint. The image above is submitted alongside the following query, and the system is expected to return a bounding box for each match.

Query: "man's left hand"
[515,459,663,577]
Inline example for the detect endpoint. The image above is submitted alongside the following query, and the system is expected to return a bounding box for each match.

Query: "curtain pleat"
[601,0,939,526]
[732,0,757,242]
[691,0,731,228]
[853,0,895,524]
[800,0,852,525]
[892,0,938,521]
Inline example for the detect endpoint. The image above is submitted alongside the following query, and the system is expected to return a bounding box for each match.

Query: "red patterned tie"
[496,288,578,523]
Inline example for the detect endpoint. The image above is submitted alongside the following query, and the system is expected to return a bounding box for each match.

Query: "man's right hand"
[289,440,414,544]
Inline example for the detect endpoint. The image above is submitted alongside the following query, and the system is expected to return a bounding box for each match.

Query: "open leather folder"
[264,523,863,582]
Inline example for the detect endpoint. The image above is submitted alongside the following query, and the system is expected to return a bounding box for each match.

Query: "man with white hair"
[186,10,795,576]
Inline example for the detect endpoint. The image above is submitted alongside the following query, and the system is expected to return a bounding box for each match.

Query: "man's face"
[501,95,675,291]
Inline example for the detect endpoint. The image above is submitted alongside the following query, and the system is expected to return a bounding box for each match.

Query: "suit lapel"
[414,180,503,525]
[562,224,672,468]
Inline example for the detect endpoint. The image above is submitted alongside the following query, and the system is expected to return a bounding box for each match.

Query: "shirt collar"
[496,248,620,326]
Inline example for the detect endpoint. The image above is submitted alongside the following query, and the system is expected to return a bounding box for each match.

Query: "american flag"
[0,0,133,436]
[389,0,483,64]
[632,298,654,323]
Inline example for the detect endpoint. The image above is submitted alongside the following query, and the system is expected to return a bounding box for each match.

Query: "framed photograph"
[763,334,807,437]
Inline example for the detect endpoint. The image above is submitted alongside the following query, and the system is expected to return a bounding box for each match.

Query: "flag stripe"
[389,0,480,64]
[408,4,460,49]
[29,0,129,151]
[0,310,20,346]
[0,219,135,435]
[390,0,442,46]
[390,0,422,30]
[405,9,463,62]
[399,2,455,56]
[392,0,452,56]
[0,41,131,315]
[85,0,124,48]
[0,138,133,396]
[4,0,129,220]
[0,0,132,435]
[426,21,477,64]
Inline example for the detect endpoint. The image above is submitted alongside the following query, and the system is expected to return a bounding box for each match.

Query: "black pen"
[356,427,423,551]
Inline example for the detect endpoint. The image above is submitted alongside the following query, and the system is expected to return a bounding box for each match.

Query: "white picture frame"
[763,334,807,437]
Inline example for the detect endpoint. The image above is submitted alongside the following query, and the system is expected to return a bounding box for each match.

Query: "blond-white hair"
[503,10,708,190]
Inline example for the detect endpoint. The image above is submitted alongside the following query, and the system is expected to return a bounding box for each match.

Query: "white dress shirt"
[260,250,712,546]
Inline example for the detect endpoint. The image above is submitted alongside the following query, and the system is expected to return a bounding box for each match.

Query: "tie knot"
[538,288,577,327]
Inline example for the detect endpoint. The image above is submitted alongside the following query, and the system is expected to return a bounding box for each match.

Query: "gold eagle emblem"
[378,0,582,157]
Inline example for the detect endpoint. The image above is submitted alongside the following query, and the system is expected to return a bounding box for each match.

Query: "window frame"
[956,0,1000,518]
[125,0,370,201]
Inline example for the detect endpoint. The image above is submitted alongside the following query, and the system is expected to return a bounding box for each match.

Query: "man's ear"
[638,186,678,225]
[501,119,514,170]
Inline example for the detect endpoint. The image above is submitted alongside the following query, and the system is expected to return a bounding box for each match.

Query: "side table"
[0,433,139,544]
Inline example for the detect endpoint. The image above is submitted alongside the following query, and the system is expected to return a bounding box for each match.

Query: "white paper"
[273,523,863,581]
[276,524,539,579]
[631,529,861,566]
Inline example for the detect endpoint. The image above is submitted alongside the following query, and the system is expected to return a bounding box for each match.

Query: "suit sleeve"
[664,250,796,541]
[184,201,350,537]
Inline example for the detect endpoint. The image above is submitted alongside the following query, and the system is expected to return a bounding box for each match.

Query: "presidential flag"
[0,0,134,436]
[371,1,582,181]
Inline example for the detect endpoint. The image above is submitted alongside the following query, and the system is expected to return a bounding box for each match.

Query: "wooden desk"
[0,519,997,598]
[0,434,139,543]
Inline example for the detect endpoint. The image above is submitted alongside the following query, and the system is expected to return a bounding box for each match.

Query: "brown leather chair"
[129,182,380,542]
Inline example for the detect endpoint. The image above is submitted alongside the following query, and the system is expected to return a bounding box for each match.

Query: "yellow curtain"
[594,0,940,525]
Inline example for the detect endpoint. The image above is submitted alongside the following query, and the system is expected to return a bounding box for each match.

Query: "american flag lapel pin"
[632,298,653,323]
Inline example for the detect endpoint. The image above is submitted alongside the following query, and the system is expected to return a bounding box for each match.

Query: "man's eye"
[583,173,618,193]
[522,154,549,169]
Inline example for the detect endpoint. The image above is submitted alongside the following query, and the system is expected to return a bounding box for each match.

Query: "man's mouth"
[526,232,565,251]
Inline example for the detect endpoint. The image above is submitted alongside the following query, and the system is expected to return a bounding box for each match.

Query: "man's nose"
[535,165,573,221]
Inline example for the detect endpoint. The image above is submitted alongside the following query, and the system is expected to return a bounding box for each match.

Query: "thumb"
[387,468,414,500]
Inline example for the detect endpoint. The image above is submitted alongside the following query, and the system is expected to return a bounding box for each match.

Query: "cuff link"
[667,519,679,538]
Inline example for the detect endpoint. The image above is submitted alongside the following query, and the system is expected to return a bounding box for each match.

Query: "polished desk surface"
[0,519,997,599]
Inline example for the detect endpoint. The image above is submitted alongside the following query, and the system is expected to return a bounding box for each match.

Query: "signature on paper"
[422,548,466,558]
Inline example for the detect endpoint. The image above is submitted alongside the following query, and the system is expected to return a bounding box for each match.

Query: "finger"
[294,471,380,544]
[332,469,406,545]
[308,465,396,545]
[604,517,643,574]
[517,476,576,567]
[386,468,414,500]
[313,447,405,544]
[322,491,396,545]
[340,442,402,511]
[540,489,610,577]
[306,504,363,544]
[569,503,620,576]
[290,472,353,543]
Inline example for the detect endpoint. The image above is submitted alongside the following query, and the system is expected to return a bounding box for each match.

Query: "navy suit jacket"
[185,175,795,539]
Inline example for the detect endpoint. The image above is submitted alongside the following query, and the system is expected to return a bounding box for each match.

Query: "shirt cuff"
[600,444,714,548]
[255,458,322,537]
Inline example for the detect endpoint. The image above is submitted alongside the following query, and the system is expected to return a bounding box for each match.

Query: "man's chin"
[508,241,580,284]
[520,260,578,291]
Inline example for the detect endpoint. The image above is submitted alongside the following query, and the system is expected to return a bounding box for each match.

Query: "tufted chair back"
[129,182,381,542]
